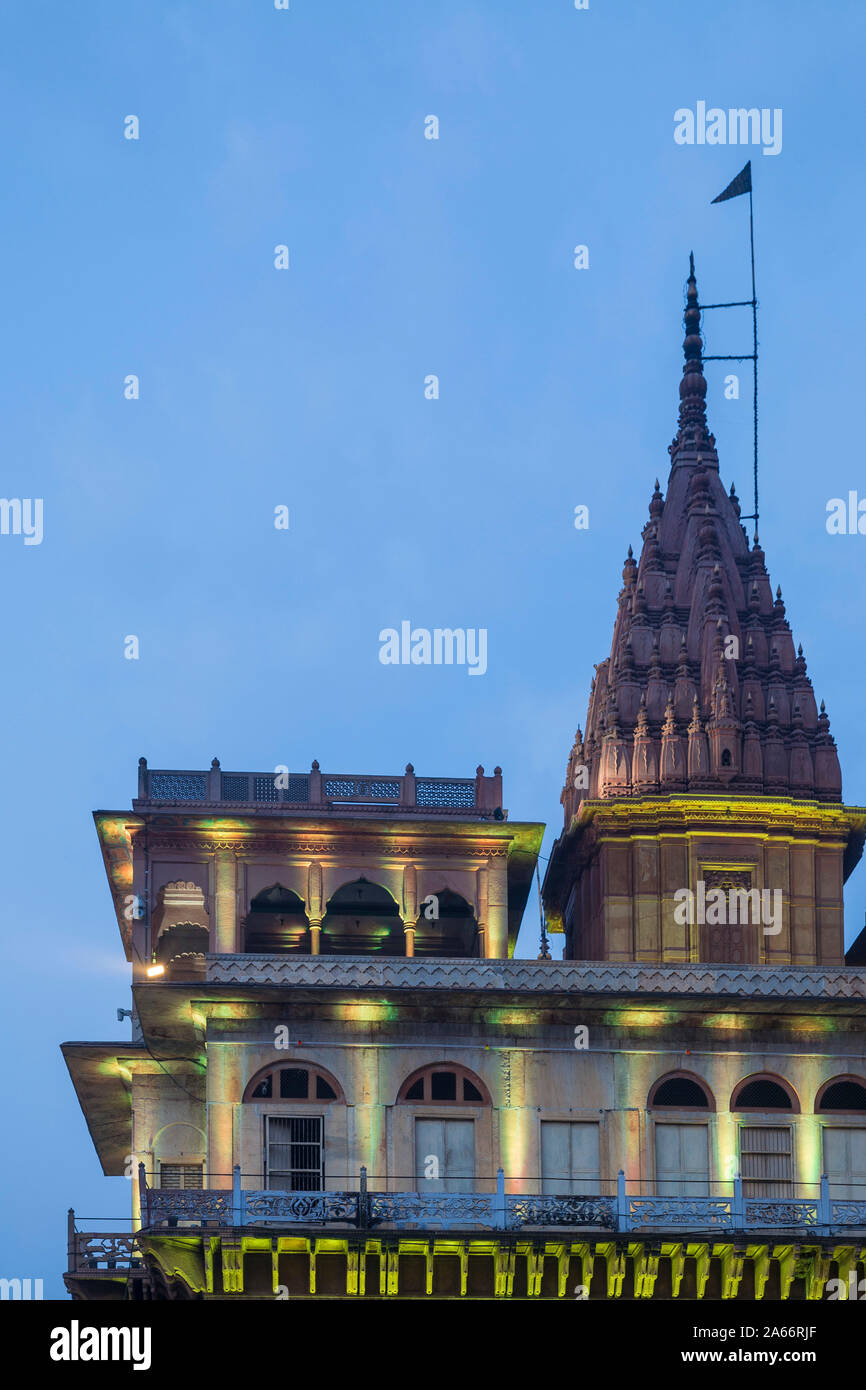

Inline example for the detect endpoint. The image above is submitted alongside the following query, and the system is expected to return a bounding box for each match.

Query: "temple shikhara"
[63,261,866,1301]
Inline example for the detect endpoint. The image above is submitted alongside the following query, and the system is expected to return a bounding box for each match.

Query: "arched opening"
[649,1072,713,1197]
[153,1122,206,1190]
[152,881,210,977]
[243,884,309,953]
[731,1075,798,1112]
[322,878,402,955]
[244,1060,345,1104]
[397,1063,491,1106]
[817,1077,866,1200]
[244,1061,346,1193]
[155,925,209,980]
[649,1072,714,1110]
[732,1074,798,1201]
[413,887,479,957]
[397,1064,490,1194]
[817,1077,866,1112]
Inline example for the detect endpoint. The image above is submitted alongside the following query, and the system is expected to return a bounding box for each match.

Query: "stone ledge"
[204,955,866,999]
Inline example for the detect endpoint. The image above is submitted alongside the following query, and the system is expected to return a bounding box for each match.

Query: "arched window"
[648,1072,714,1110]
[244,884,308,954]
[323,878,402,955]
[413,887,479,958]
[731,1075,798,1112]
[243,1061,345,1103]
[397,1063,491,1105]
[153,881,210,977]
[817,1076,866,1112]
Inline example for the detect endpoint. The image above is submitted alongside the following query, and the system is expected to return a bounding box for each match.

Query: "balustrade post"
[233,1164,243,1227]
[819,1172,831,1233]
[494,1168,507,1230]
[617,1170,628,1233]
[310,760,323,806]
[359,1166,368,1230]
[137,1162,148,1228]
[402,763,416,809]
[732,1174,744,1232]
[67,1209,76,1274]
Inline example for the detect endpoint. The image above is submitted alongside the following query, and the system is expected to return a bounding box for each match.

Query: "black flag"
[711,161,752,204]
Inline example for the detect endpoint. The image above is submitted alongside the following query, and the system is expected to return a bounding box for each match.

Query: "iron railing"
[136,1166,866,1236]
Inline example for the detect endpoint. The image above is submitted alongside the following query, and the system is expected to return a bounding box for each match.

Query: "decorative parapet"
[133,758,504,819]
[206,954,866,1000]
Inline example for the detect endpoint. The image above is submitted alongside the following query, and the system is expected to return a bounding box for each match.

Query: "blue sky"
[1,0,864,1295]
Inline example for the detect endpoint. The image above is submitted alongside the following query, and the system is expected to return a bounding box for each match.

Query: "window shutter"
[654,1124,709,1196]
[740,1126,793,1198]
[159,1163,203,1190]
[823,1127,866,1200]
[541,1122,600,1194]
[415,1118,475,1193]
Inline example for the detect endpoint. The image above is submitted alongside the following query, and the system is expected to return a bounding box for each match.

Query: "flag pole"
[749,183,758,541]
[705,161,759,540]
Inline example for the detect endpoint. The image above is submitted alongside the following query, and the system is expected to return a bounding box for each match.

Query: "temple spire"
[670,253,716,463]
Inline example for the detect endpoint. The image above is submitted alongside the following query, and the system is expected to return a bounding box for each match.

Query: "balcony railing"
[66,1211,144,1277]
[136,1166,866,1237]
[134,759,504,819]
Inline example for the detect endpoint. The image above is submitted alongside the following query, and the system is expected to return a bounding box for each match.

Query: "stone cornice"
[204,954,866,1002]
[575,794,859,836]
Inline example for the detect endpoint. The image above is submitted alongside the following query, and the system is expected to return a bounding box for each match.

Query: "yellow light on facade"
[146,964,165,978]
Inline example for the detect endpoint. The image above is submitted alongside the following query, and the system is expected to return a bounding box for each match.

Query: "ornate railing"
[136,1167,865,1236]
[66,1215,144,1276]
[134,759,503,818]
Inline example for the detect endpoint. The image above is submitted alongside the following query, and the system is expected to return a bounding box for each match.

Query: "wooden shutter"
[159,1163,203,1190]
[415,1118,475,1193]
[540,1122,600,1194]
[654,1124,709,1196]
[740,1125,793,1198]
[823,1127,866,1200]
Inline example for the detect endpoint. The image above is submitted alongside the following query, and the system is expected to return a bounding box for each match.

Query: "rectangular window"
[159,1163,203,1190]
[265,1115,324,1191]
[541,1121,600,1194]
[654,1124,709,1196]
[415,1118,474,1193]
[823,1127,866,1200]
[740,1125,793,1198]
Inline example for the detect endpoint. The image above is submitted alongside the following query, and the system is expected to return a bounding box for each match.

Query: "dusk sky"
[2,0,865,1295]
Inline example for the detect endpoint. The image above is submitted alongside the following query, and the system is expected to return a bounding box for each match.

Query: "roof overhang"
[61,1042,140,1175]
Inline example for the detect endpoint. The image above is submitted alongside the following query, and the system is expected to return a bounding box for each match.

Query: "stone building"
[63,262,866,1301]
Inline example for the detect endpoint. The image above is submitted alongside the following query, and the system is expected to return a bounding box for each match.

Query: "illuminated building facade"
[64,265,866,1301]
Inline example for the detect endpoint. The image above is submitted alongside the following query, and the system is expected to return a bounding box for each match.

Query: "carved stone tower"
[544,258,864,966]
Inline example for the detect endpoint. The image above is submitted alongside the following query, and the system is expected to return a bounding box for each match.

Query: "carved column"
[485,854,508,959]
[402,864,417,957]
[307,861,323,955]
[213,849,237,954]
[475,864,488,958]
